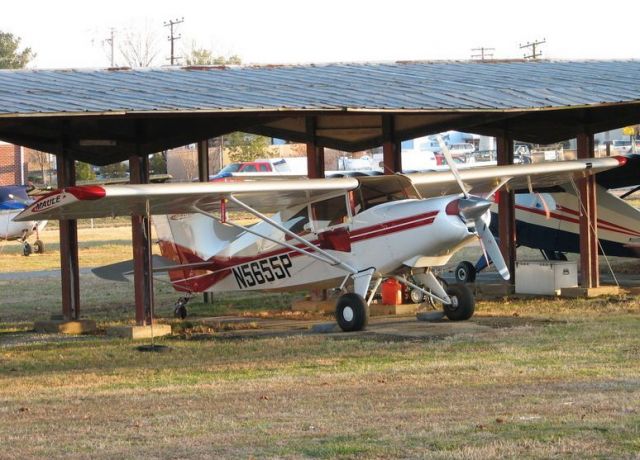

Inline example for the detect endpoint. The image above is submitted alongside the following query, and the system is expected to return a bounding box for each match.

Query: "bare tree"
[29,150,52,185]
[179,148,198,181]
[118,23,160,68]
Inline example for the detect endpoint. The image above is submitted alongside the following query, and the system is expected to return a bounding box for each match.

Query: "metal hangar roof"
[0,60,638,164]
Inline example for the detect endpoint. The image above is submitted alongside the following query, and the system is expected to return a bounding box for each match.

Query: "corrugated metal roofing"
[1,60,639,115]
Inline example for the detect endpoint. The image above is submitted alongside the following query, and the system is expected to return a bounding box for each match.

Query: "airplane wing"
[14,157,624,222]
[407,157,626,197]
[13,177,359,221]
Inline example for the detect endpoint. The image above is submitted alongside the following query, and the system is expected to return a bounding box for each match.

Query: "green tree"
[75,162,96,181]
[185,44,241,66]
[149,152,167,174]
[225,132,273,162]
[99,161,128,178]
[0,32,35,69]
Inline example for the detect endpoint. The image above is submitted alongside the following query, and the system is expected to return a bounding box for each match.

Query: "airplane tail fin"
[152,213,242,292]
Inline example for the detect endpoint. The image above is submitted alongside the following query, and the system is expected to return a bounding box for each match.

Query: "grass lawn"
[1,281,639,458]
[0,225,639,458]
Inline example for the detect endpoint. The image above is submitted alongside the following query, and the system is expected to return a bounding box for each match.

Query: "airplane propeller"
[436,136,510,280]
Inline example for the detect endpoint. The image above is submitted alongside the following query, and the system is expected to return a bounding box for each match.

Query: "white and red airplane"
[14,153,624,331]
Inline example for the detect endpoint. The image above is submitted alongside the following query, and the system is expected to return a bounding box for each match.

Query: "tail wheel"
[33,239,45,254]
[336,293,368,332]
[443,283,475,321]
[455,261,477,283]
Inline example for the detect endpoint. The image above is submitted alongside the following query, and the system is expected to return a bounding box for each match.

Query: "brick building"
[0,141,27,186]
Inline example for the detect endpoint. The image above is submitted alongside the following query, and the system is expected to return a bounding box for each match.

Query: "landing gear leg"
[174,295,192,319]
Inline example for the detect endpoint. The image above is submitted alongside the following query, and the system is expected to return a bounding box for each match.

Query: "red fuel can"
[381,279,403,305]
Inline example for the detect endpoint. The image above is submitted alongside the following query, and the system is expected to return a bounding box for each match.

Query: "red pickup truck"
[210,159,290,180]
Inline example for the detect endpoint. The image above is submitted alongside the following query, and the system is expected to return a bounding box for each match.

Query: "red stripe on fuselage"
[515,204,640,237]
[162,210,441,292]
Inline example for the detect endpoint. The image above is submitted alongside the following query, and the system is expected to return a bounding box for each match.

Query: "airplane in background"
[14,151,623,331]
[454,154,640,282]
[0,185,47,256]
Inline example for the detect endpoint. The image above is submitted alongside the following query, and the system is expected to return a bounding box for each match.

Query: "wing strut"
[191,196,358,275]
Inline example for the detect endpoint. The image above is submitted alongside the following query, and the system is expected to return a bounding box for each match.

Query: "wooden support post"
[305,117,326,301]
[197,140,209,182]
[305,117,325,178]
[197,140,214,304]
[382,115,401,174]
[56,154,80,320]
[496,135,516,284]
[130,152,154,325]
[577,133,599,288]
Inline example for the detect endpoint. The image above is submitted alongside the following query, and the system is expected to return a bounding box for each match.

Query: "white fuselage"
[1,209,45,241]
[155,196,476,294]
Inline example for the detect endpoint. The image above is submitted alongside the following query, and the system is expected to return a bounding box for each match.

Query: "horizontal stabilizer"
[91,255,212,282]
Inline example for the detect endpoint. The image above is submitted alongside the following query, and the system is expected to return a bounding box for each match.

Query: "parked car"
[210,159,290,181]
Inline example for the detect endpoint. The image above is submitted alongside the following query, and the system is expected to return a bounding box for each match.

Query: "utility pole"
[471,47,495,61]
[105,28,115,67]
[164,17,184,66]
[520,39,546,60]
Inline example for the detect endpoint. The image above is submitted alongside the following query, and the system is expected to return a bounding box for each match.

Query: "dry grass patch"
[1,297,639,458]
[1,224,640,458]
[0,226,143,272]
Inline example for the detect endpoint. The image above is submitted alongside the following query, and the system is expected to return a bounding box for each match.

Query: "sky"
[3,0,639,69]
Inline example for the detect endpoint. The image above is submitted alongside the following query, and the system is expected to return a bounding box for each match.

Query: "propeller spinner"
[436,135,510,281]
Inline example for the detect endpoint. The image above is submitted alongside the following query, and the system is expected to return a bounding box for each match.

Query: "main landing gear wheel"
[175,305,187,320]
[455,261,476,283]
[22,242,32,257]
[173,296,191,320]
[336,293,369,332]
[443,283,475,321]
[33,239,45,254]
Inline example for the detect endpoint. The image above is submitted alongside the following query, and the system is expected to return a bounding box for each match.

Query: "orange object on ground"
[381,279,403,305]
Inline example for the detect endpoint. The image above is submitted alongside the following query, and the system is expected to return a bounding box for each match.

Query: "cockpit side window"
[311,195,350,230]
[282,205,310,236]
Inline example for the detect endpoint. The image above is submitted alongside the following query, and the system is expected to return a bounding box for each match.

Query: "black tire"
[22,242,32,257]
[336,293,368,332]
[409,288,425,304]
[443,283,475,321]
[455,261,477,283]
[34,239,45,254]
[175,305,188,320]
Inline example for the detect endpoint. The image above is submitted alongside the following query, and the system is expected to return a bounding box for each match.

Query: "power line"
[519,39,546,60]
[164,17,184,66]
[471,47,494,61]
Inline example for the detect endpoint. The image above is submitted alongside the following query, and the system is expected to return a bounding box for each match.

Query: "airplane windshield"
[355,176,419,211]
[0,185,29,203]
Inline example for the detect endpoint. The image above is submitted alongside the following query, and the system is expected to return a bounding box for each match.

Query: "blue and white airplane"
[0,185,46,256]
[453,154,640,282]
